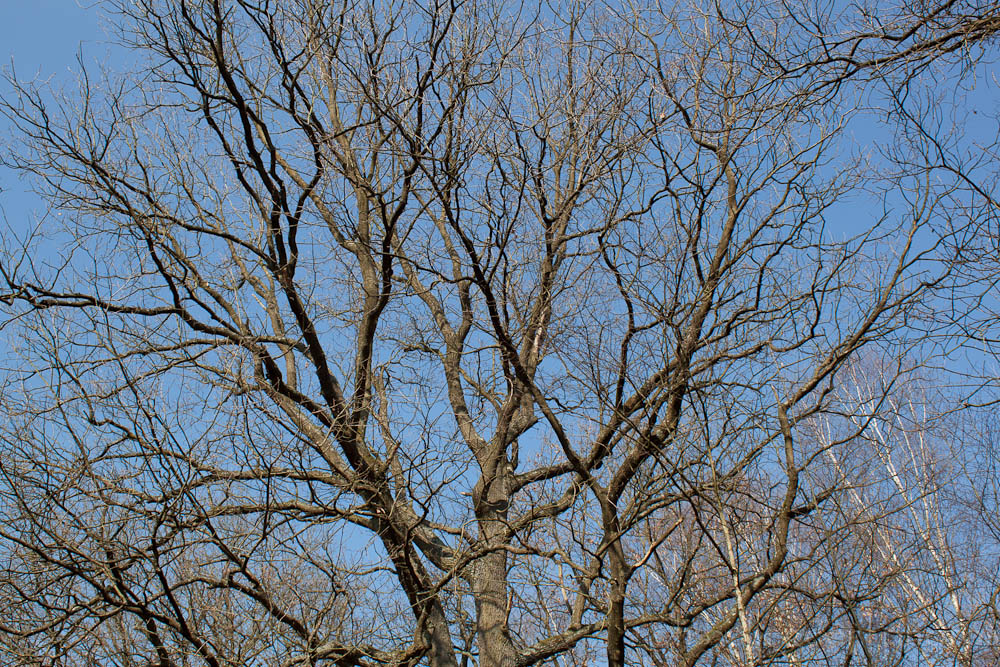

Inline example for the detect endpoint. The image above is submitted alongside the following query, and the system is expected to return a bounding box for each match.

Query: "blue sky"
[0,1,101,77]
[0,1,105,223]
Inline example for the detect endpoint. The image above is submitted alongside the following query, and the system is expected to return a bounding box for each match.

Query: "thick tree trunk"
[472,549,518,667]
[471,473,518,667]
[604,509,630,667]
[425,604,462,667]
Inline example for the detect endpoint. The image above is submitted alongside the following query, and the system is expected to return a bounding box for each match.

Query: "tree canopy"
[2,1,1000,666]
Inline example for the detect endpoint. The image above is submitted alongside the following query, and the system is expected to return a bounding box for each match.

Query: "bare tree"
[1,1,999,666]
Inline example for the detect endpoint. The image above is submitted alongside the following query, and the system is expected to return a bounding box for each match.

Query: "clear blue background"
[0,0,105,225]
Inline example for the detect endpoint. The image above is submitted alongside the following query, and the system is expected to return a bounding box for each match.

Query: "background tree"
[1,1,999,666]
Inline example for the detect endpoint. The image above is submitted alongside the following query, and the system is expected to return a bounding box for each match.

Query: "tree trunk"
[472,474,518,667]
